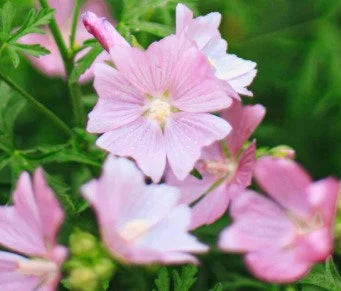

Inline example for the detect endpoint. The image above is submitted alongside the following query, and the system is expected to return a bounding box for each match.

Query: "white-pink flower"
[176,3,257,97]
[82,12,235,182]
[166,100,265,229]
[219,157,340,283]
[0,169,67,291]
[82,155,208,265]
[20,0,112,82]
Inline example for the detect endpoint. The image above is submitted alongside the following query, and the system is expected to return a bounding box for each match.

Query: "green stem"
[0,43,7,58]
[39,0,85,127]
[68,81,85,126]
[0,71,73,137]
[39,0,70,70]
[70,0,82,51]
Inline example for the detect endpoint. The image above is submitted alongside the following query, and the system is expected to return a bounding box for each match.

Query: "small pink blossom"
[166,100,265,229]
[219,157,340,283]
[20,0,113,82]
[83,12,234,182]
[176,3,257,97]
[0,168,67,290]
[82,156,208,265]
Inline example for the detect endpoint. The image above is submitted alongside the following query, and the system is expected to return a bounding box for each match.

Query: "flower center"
[208,57,217,67]
[147,99,171,125]
[204,160,237,179]
[287,212,324,235]
[17,258,58,278]
[119,219,149,243]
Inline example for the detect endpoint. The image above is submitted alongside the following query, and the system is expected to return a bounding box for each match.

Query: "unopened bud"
[68,267,98,291]
[270,145,295,159]
[94,258,116,280]
[70,231,97,256]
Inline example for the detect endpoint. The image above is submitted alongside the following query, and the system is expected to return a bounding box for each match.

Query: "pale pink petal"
[295,228,333,263]
[231,140,256,189]
[201,35,227,59]
[214,54,257,96]
[165,112,231,180]
[190,183,230,230]
[255,157,313,216]
[245,249,311,283]
[169,45,235,110]
[48,0,74,24]
[89,63,145,133]
[307,177,340,228]
[138,205,209,257]
[82,155,146,225]
[0,251,40,291]
[78,51,110,83]
[176,4,226,57]
[222,101,265,156]
[166,168,217,205]
[0,208,45,256]
[184,13,222,51]
[12,172,41,231]
[82,11,129,52]
[117,184,180,229]
[33,168,64,248]
[200,141,225,161]
[96,118,166,182]
[219,191,295,252]
[110,35,191,96]
[175,3,193,34]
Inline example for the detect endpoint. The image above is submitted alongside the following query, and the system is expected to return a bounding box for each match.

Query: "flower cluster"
[1,1,339,290]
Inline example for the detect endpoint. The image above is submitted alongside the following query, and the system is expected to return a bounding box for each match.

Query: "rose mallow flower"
[219,157,340,283]
[20,0,113,82]
[176,3,257,97]
[82,155,208,265]
[82,12,235,182]
[0,168,67,290]
[166,100,265,229]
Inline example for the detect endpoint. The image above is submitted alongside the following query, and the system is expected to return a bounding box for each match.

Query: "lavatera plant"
[0,1,339,291]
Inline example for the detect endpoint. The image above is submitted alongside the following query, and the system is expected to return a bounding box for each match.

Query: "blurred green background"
[0,0,340,290]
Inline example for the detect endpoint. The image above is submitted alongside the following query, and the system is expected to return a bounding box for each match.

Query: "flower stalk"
[38,0,85,127]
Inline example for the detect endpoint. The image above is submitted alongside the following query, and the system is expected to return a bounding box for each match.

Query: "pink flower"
[0,168,67,290]
[20,0,113,82]
[82,12,234,182]
[176,3,257,97]
[219,157,340,283]
[82,156,208,265]
[166,100,265,229]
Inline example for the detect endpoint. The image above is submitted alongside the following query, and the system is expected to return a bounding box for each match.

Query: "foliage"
[0,1,53,67]
[0,0,340,290]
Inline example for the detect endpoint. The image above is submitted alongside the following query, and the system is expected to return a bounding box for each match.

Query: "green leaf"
[0,154,9,171]
[0,1,16,35]
[9,7,54,42]
[154,267,170,291]
[325,257,341,290]
[9,43,50,57]
[44,172,76,214]
[173,265,198,291]
[6,45,20,68]
[210,283,223,291]
[190,168,202,180]
[300,260,341,291]
[0,82,26,144]
[132,21,173,37]
[69,43,103,84]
